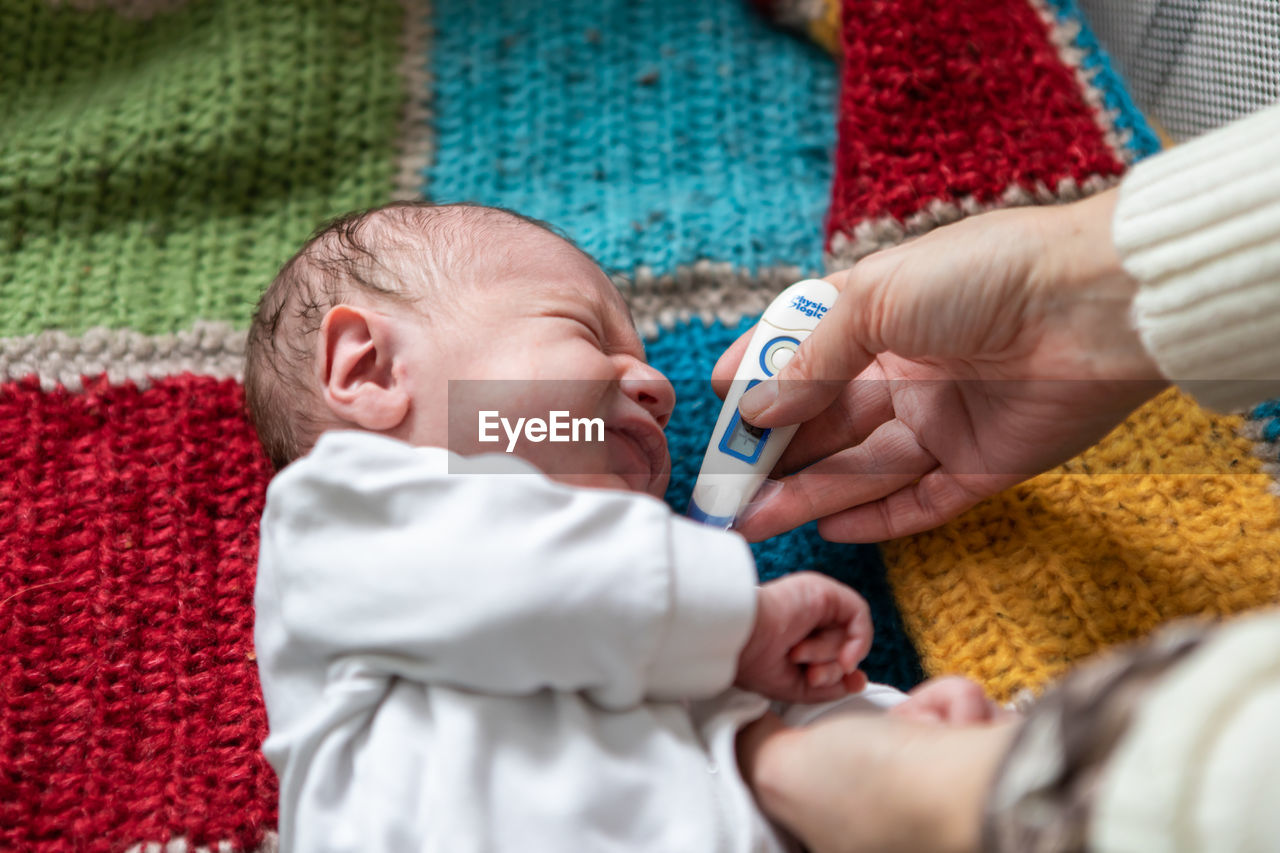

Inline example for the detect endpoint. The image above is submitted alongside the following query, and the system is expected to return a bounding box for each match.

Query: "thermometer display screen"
[725,419,768,457]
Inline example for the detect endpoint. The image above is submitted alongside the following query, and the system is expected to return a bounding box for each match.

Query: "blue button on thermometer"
[688,278,839,528]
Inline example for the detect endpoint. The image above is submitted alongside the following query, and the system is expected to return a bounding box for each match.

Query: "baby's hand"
[735,572,872,703]
[889,676,1008,724]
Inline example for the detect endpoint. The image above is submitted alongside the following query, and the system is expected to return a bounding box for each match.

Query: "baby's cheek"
[530,440,629,492]
[603,434,656,494]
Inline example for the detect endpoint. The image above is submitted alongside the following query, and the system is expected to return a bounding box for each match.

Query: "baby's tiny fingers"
[788,627,847,664]
[842,670,868,694]
[832,591,874,674]
[837,628,873,673]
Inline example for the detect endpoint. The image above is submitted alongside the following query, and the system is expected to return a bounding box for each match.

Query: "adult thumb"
[738,269,879,428]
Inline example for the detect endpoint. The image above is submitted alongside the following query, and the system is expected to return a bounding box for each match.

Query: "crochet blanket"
[779,0,1280,701]
[3,0,1278,849]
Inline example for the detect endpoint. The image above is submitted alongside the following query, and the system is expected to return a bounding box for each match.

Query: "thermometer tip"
[686,498,735,529]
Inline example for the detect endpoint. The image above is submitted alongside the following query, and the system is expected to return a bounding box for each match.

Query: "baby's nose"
[619,361,675,429]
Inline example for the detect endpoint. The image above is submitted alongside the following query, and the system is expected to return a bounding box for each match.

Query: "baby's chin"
[548,468,670,499]
[604,433,671,497]
[516,431,671,497]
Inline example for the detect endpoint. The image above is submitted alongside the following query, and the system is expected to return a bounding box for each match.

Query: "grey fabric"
[1078,0,1280,140]
[981,622,1210,852]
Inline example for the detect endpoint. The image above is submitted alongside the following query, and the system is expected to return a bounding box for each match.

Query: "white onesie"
[254,430,905,853]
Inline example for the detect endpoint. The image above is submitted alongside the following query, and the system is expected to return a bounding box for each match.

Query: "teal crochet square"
[428,0,837,277]
[1043,0,1163,161]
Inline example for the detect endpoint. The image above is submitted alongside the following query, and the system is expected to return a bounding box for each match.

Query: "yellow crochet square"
[808,0,842,56]
[882,388,1280,703]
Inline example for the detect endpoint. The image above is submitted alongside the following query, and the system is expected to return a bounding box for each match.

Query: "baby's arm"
[258,432,757,710]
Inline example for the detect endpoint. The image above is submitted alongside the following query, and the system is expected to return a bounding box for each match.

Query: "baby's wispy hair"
[243,201,571,470]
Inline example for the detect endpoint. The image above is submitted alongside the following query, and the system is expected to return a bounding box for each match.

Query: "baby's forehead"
[344,204,634,329]
[473,219,627,310]
[417,208,598,288]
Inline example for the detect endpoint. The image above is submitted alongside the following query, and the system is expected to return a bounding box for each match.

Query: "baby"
[245,202,1002,852]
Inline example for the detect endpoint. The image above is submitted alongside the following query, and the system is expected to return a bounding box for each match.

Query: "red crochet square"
[827,0,1126,263]
[0,375,276,852]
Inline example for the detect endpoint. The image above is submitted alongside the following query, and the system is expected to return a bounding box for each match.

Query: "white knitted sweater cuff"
[1091,613,1280,852]
[1114,103,1280,413]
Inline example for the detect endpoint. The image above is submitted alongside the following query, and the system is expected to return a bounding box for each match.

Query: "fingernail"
[738,479,783,526]
[739,379,778,422]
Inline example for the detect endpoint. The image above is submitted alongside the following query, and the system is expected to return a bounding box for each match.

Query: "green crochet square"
[0,0,405,337]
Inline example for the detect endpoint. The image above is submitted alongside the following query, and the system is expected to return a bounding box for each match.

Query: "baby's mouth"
[606,422,669,493]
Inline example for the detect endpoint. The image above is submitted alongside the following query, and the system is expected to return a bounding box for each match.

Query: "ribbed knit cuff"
[1091,612,1280,852]
[1115,103,1280,412]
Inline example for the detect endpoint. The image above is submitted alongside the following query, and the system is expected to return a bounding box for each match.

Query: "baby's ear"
[319,304,410,431]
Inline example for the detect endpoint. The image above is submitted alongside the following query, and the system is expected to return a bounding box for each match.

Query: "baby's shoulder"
[286,431,538,479]
[305,429,445,468]
[270,430,546,506]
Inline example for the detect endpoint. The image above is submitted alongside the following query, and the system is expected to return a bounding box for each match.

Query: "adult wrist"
[1030,189,1169,400]
[931,722,1021,853]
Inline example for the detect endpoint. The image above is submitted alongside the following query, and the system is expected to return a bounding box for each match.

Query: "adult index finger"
[734,419,936,541]
[738,267,882,428]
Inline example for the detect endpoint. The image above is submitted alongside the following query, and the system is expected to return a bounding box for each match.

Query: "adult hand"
[736,710,1019,853]
[713,189,1168,542]
[888,675,1008,725]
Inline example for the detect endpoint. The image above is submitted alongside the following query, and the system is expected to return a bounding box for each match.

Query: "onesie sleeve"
[257,431,758,710]
[1115,102,1280,412]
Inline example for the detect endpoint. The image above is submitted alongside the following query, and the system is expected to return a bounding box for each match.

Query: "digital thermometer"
[688,278,839,528]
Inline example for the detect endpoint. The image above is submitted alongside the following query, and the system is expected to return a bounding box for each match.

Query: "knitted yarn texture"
[808,0,1280,704]
[3,0,1278,850]
[0,1,404,849]
[0,376,275,848]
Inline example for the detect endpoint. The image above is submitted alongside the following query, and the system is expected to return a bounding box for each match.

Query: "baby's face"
[398,228,676,497]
